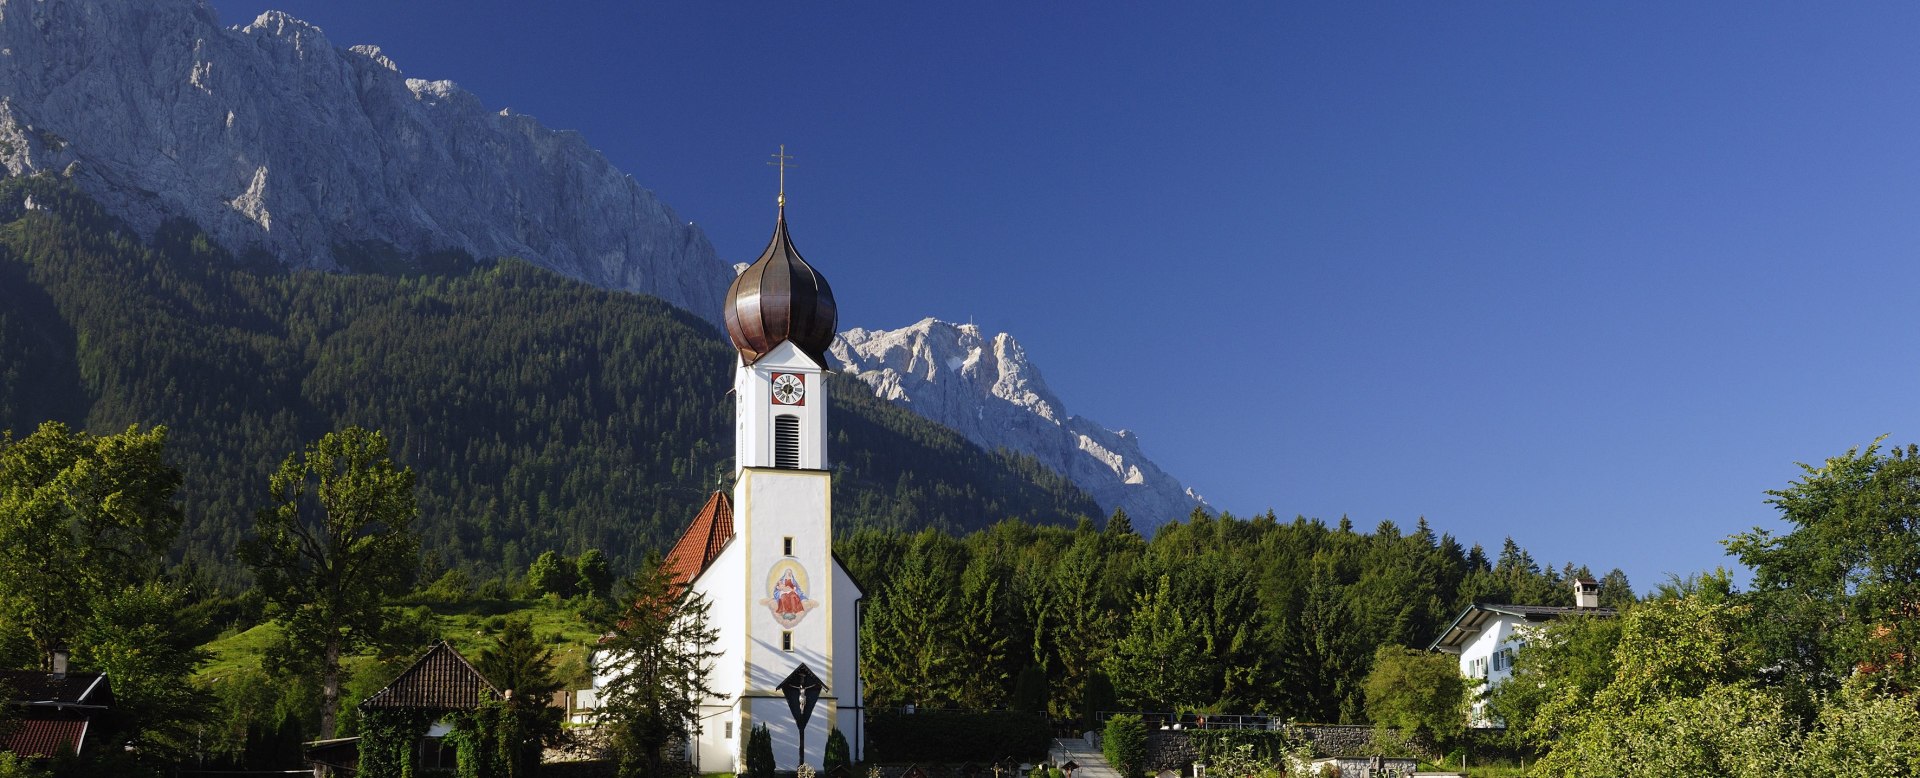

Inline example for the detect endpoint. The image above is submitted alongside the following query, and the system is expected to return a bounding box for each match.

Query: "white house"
[1427,578,1613,727]
[594,189,865,773]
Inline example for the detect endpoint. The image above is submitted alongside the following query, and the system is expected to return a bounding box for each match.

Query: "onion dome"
[723,205,838,366]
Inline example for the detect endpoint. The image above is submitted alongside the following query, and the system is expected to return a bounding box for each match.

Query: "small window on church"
[782,631,793,651]
[725,721,733,739]
[774,414,801,468]
[783,537,794,556]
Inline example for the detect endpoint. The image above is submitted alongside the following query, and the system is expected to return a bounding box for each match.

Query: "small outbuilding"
[0,650,113,759]
[301,641,502,776]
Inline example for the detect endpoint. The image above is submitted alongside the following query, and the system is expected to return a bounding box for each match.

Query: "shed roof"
[359,641,498,711]
[0,670,111,708]
[2,717,87,758]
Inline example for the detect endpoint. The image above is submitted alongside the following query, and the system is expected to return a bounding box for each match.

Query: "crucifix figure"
[777,663,825,766]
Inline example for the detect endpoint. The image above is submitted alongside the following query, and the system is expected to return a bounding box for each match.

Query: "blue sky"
[210,1,1920,592]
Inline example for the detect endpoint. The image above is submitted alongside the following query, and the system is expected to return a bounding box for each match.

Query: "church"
[614,184,865,772]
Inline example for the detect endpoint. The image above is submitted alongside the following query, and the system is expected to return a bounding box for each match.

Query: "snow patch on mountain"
[833,319,1208,528]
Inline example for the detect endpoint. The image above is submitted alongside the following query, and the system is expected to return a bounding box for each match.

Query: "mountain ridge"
[833,318,1207,528]
[0,0,730,319]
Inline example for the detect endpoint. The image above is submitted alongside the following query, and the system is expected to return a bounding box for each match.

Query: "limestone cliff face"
[0,0,729,320]
[832,319,1208,528]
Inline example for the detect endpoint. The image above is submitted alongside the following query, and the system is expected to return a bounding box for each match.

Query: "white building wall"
[832,561,865,760]
[1456,615,1531,727]
[736,467,836,770]
[690,541,747,772]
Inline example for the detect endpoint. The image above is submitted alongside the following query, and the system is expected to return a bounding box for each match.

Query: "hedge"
[866,710,1051,762]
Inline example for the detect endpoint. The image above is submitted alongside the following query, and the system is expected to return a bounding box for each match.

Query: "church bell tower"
[706,168,857,770]
[723,189,836,472]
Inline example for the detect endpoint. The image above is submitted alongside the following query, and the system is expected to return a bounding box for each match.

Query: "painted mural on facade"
[762,560,819,627]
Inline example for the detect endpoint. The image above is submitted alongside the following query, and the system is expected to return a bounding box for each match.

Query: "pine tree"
[596,559,721,777]
[1106,574,1210,710]
[745,724,775,778]
[860,542,965,706]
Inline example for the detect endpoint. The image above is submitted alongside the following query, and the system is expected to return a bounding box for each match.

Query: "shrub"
[746,724,775,778]
[866,710,1050,762]
[824,727,852,774]
[1102,714,1148,778]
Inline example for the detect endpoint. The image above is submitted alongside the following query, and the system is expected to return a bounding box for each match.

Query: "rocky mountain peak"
[0,0,731,321]
[833,318,1207,528]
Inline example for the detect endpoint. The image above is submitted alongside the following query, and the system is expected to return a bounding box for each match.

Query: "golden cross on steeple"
[768,144,795,213]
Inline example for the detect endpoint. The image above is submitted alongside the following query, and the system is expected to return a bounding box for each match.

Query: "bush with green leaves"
[1189,730,1314,776]
[0,754,47,778]
[1102,714,1148,778]
[1362,645,1467,744]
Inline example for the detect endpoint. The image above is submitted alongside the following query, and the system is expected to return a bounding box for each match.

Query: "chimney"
[1573,578,1601,609]
[50,647,69,679]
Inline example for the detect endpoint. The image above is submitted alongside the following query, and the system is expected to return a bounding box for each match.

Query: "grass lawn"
[194,595,603,687]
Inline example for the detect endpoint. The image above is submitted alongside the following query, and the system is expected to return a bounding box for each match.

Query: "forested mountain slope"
[0,177,1100,580]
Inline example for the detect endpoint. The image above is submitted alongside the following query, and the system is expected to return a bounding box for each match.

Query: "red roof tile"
[662,491,734,588]
[4,718,85,758]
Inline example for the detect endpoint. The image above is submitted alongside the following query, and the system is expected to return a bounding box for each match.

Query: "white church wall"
[699,541,748,698]
[738,468,834,691]
[748,695,835,771]
[832,562,864,760]
[691,539,747,771]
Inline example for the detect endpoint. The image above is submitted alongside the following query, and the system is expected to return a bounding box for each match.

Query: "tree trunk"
[320,635,341,739]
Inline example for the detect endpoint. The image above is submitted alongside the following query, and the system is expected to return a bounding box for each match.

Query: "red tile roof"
[662,491,734,588]
[4,718,86,758]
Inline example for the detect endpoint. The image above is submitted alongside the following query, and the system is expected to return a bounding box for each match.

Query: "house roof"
[3,717,88,758]
[662,491,735,588]
[0,670,111,709]
[359,641,499,711]
[303,736,362,772]
[1427,602,1617,652]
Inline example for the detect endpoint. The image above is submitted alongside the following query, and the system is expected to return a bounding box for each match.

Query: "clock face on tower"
[770,372,806,406]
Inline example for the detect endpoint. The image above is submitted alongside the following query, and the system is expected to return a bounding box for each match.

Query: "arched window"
[774,414,801,469]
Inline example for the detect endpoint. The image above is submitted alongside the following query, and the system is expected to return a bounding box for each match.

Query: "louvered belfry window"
[774,415,801,469]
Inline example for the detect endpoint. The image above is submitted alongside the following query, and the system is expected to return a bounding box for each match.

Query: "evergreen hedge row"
[866,710,1051,762]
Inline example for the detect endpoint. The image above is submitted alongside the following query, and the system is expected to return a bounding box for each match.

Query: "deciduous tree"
[1362,645,1467,742]
[239,427,420,739]
[1727,439,1920,690]
[0,422,181,658]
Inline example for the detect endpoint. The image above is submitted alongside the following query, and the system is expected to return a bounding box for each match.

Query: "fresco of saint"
[762,560,820,627]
